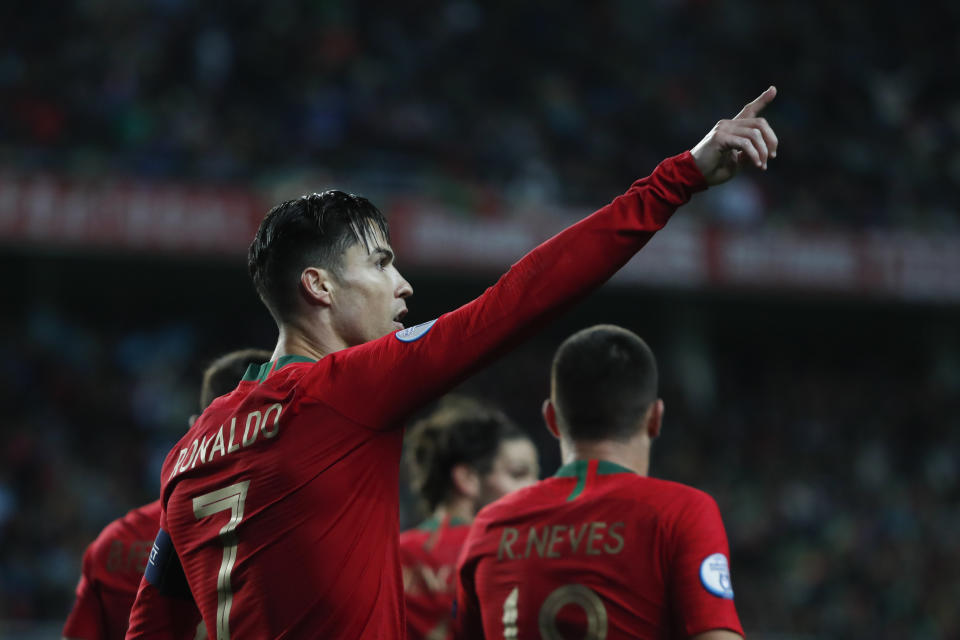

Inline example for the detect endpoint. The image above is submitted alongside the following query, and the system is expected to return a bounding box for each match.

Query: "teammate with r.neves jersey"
[454,326,743,640]
[127,88,778,639]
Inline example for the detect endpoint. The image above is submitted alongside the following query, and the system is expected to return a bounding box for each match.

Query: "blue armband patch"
[145,528,192,599]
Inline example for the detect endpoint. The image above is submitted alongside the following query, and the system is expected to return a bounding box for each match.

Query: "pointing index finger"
[734,85,777,119]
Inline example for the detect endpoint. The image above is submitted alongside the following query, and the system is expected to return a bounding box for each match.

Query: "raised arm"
[691,86,778,182]
[315,89,779,428]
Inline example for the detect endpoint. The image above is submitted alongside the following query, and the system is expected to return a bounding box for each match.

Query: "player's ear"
[451,463,480,499]
[646,399,664,439]
[301,266,334,307]
[542,399,561,440]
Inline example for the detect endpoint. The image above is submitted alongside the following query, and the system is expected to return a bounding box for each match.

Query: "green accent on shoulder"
[554,460,589,502]
[417,517,441,532]
[554,460,634,502]
[256,361,273,383]
[276,355,317,369]
[596,460,637,476]
[416,515,470,532]
[553,459,589,478]
[242,355,317,384]
[240,363,263,382]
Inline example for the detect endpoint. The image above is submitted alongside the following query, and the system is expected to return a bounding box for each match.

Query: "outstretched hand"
[690,86,778,186]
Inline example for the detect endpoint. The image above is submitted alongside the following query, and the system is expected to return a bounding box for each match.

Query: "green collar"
[416,515,471,531]
[553,459,636,478]
[553,459,636,502]
[241,355,317,383]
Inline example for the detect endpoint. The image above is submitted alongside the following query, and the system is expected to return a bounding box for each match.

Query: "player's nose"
[396,273,413,299]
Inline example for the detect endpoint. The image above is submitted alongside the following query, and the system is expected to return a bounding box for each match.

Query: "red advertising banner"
[2,171,958,302]
[0,171,267,255]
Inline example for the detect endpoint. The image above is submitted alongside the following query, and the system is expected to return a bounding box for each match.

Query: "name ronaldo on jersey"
[168,403,283,480]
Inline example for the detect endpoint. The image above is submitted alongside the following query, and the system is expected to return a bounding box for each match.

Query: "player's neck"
[271,322,343,362]
[433,498,474,525]
[562,439,651,477]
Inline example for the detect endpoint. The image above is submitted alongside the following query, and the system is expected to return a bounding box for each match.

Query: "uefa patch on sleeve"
[395,318,438,343]
[699,553,734,599]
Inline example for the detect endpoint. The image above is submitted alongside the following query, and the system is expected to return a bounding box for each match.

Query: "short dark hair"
[248,190,390,324]
[200,348,273,410]
[551,325,658,442]
[405,396,525,512]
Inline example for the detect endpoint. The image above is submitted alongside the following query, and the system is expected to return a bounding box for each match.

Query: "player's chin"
[392,321,404,332]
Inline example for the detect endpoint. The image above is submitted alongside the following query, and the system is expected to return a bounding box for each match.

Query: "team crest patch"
[395,318,438,342]
[699,553,734,599]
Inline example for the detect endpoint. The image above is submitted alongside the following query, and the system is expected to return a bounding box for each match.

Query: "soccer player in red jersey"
[62,500,167,640]
[127,88,777,640]
[400,397,539,640]
[62,349,270,640]
[454,326,743,640]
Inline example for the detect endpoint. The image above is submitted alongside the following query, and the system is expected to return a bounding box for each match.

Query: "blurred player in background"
[401,397,539,640]
[127,88,777,639]
[61,348,270,640]
[454,326,743,639]
[195,350,277,425]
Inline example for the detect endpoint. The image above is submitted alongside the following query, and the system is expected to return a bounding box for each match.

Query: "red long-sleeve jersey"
[127,152,706,639]
[454,459,743,639]
[399,516,472,640]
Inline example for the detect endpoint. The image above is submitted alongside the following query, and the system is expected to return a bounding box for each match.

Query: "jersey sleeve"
[62,544,105,640]
[452,522,487,640]
[125,577,205,640]
[126,510,204,640]
[668,491,744,638]
[307,152,707,428]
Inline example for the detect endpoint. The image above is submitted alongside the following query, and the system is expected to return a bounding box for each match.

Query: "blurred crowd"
[2,0,958,230]
[1,298,958,638]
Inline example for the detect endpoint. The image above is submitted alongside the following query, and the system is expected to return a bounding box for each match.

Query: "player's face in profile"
[477,438,539,508]
[331,229,413,346]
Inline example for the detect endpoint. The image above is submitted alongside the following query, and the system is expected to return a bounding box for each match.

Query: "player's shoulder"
[206,354,318,408]
[471,478,563,533]
[625,473,712,500]
[97,499,157,537]
[243,352,351,405]
[307,320,446,382]
[86,499,161,561]
[604,472,719,516]
[125,499,163,537]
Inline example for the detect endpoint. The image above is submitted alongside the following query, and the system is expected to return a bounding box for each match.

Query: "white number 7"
[193,481,250,640]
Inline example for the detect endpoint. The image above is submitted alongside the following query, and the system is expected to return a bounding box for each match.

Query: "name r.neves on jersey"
[496,521,626,561]
[169,403,284,480]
